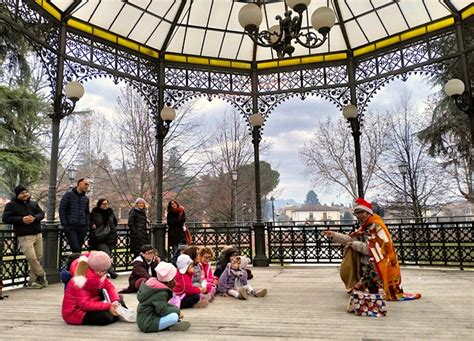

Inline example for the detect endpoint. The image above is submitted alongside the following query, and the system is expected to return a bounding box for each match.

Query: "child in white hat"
[136,262,190,332]
[173,254,209,309]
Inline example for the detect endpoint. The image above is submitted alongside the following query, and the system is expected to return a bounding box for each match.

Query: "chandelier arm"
[295,31,327,49]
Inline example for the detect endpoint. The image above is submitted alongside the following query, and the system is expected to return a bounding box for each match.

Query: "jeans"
[17,233,45,283]
[64,226,88,252]
[158,313,179,330]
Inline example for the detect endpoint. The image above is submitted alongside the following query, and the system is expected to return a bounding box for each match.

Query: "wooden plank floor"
[0,266,473,340]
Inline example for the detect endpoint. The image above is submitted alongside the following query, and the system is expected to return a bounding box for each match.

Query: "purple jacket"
[217,264,248,293]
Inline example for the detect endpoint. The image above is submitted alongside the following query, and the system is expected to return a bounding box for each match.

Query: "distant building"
[290,205,342,223]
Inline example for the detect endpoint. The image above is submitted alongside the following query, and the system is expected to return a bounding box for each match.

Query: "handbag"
[94,224,111,242]
[183,224,192,246]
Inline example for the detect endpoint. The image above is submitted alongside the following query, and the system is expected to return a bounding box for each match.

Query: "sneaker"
[253,289,267,297]
[27,282,43,289]
[193,300,209,308]
[109,271,118,279]
[169,321,191,331]
[116,305,136,323]
[238,287,248,300]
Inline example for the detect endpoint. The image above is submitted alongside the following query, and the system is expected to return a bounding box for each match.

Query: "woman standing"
[90,198,118,278]
[128,198,150,258]
[166,200,186,265]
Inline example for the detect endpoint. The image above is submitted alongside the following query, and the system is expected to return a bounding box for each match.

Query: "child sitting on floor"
[60,252,81,289]
[218,256,267,300]
[173,254,209,309]
[62,251,136,325]
[136,261,190,332]
[120,244,160,293]
[199,247,218,298]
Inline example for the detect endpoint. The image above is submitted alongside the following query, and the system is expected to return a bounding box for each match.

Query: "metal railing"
[1,219,472,287]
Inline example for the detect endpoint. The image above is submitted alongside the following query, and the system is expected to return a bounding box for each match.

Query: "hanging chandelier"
[238,0,336,58]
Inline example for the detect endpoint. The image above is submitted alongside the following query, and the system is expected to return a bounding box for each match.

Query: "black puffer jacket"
[128,208,150,254]
[2,197,45,236]
[89,207,118,249]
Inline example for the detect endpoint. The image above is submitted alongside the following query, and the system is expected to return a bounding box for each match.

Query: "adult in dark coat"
[166,200,186,265]
[128,198,150,257]
[2,185,47,288]
[59,178,90,252]
[90,198,118,278]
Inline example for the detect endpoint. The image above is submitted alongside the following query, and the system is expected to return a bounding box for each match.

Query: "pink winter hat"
[87,251,111,272]
[155,261,177,282]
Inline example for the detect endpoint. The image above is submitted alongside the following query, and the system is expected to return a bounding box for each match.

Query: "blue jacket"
[59,188,90,228]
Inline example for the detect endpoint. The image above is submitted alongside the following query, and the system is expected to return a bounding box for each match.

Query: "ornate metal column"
[250,66,269,266]
[44,23,84,283]
[153,57,176,260]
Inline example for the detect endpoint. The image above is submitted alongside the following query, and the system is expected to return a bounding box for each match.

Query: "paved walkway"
[0,266,473,340]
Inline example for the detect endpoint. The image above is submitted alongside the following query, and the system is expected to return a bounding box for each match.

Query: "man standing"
[2,186,47,288]
[59,178,90,252]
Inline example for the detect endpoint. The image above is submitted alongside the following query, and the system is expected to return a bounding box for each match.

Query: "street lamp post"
[445,78,474,199]
[47,81,85,222]
[342,104,364,199]
[270,196,276,224]
[249,113,269,266]
[67,164,77,187]
[154,106,176,260]
[231,170,238,226]
[398,162,409,218]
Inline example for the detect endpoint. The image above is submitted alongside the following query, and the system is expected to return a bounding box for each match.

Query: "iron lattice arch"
[1,0,472,120]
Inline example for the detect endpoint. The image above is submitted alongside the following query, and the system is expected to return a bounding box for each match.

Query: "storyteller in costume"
[323,198,421,301]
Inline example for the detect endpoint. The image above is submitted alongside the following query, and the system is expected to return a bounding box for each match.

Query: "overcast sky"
[76,74,439,206]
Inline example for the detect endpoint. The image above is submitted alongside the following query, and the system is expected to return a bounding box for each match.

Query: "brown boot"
[193,300,209,308]
[238,287,249,300]
[252,289,267,297]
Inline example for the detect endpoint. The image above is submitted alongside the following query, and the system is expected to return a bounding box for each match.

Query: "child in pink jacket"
[61,251,136,325]
[172,254,209,309]
[199,247,218,298]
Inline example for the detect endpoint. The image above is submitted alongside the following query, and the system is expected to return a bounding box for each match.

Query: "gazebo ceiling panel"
[48,0,472,62]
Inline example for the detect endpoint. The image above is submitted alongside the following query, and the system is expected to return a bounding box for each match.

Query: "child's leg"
[82,311,118,325]
[158,312,179,331]
[227,289,240,298]
[243,284,254,293]
[180,294,200,309]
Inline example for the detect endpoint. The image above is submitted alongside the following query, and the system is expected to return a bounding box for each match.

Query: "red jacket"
[200,262,217,291]
[173,271,201,296]
[62,261,120,325]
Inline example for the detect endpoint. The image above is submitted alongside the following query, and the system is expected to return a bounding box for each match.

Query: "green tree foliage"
[305,190,320,205]
[0,86,47,192]
[0,21,31,86]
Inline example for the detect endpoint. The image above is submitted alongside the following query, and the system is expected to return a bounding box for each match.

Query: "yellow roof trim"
[461,4,474,19]
[231,61,252,70]
[118,38,139,52]
[400,27,426,41]
[427,17,454,32]
[278,58,301,67]
[165,54,187,63]
[354,44,375,57]
[93,27,117,44]
[67,19,92,34]
[139,46,159,58]
[376,36,400,49]
[301,55,324,64]
[187,56,209,65]
[324,53,347,61]
[38,0,61,20]
[210,59,231,68]
[258,61,279,69]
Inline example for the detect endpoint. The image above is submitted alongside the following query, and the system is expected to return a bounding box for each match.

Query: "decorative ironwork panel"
[232,74,251,92]
[302,68,326,88]
[280,71,301,90]
[259,74,279,92]
[210,72,231,91]
[377,50,402,74]
[325,65,348,85]
[165,68,187,87]
[0,227,29,287]
[428,33,457,59]
[170,225,253,262]
[188,70,209,89]
[403,43,430,67]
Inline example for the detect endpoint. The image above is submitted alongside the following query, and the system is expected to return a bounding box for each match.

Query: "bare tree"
[299,113,389,199]
[374,90,452,219]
